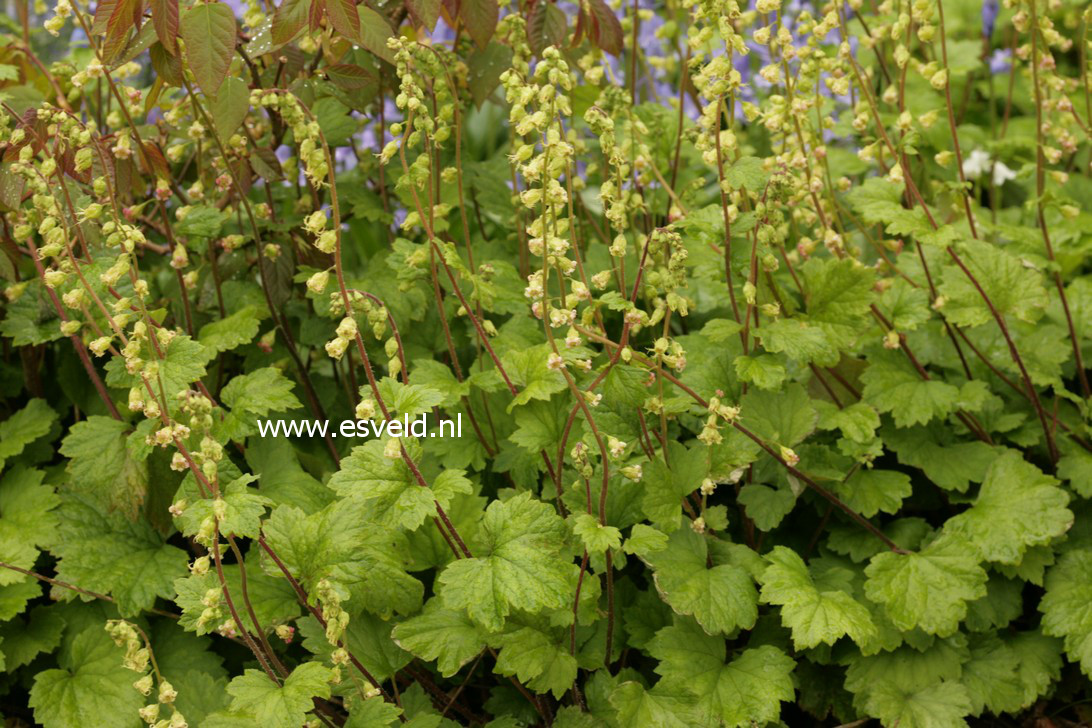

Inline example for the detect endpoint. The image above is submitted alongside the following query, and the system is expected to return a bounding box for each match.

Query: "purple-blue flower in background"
[430,17,458,45]
[220,0,249,19]
[334,145,358,172]
[988,48,1011,74]
[981,0,999,38]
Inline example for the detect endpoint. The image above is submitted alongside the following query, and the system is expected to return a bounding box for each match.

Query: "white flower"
[992,161,1017,186]
[962,148,1016,186]
[961,149,992,180]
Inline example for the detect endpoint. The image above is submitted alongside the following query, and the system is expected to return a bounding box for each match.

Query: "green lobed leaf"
[0,398,57,470]
[864,531,988,636]
[29,626,144,728]
[642,528,758,636]
[946,451,1072,565]
[50,493,189,616]
[328,439,472,531]
[391,599,486,677]
[650,618,795,727]
[226,662,332,728]
[437,492,572,631]
[1040,548,1092,677]
[758,546,876,649]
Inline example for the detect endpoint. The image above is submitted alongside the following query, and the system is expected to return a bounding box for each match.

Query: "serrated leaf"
[357,6,396,63]
[740,383,817,446]
[29,626,144,728]
[939,240,1048,328]
[650,618,795,727]
[180,3,236,95]
[1006,630,1064,708]
[0,466,60,548]
[641,441,708,531]
[104,334,211,404]
[965,576,1023,632]
[816,401,881,442]
[879,278,932,331]
[220,367,302,440]
[176,474,271,540]
[262,498,423,618]
[0,580,41,621]
[407,0,440,29]
[174,204,226,237]
[958,633,1023,716]
[864,531,988,636]
[177,560,299,638]
[59,416,147,516]
[375,376,445,418]
[845,177,933,239]
[570,512,621,553]
[1058,447,1092,497]
[0,281,63,346]
[862,679,971,728]
[757,317,839,364]
[348,697,403,726]
[227,662,332,728]
[311,97,358,146]
[733,354,786,390]
[0,398,56,470]
[151,41,183,84]
[51,493,188,616]
[151,620,229,723]
[862,350,961,427]
[1040,548,1092,677]
[946,452,1071,564]
[0,605,64,670]
[325,0,361,40]
[737,483,796,531]
[437,493,571,631]
[324,63,374,90]
[299,610,410,682]
[502,346,567,411]
[99,0,141,62]
[802,256,876,322]
[391,599,485,677]
[833,468,912,518]
[883,424,995,492]
[622,523,669,556]
[491,622,577,698]
[199,305,261,353]
[609,681,694,726]
[467,41,511,106]
[602,364,649,407]
[586,0,622,55]
[150,0,179,54]
[271,0,308,45]
[724,156,769,191]
[329,440,471,531]
[509,396,573,453]
[759,546,875,649]
[643,528,758,636]
[845,637,968,706]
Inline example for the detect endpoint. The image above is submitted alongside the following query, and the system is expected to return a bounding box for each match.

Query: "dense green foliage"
[0,0,1091,724]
